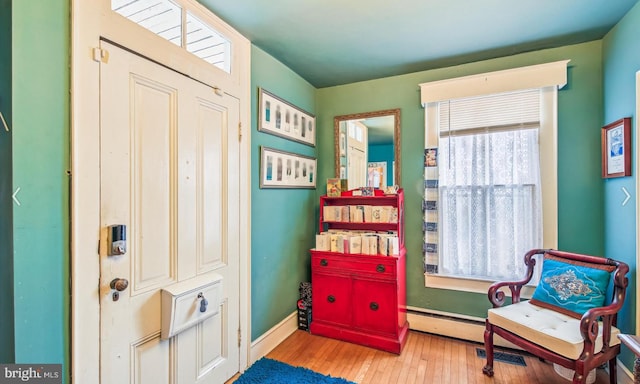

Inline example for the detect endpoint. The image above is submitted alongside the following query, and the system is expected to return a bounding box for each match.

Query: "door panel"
[131,75,177,292]
[198,99,224,271]
[100,41,240,384]
[133,336,170,384]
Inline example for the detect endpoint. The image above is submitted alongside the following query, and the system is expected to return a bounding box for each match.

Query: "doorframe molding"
[633,71,640,335]
[71,1,251,382]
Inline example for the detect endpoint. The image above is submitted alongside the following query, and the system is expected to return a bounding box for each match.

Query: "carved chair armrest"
[487,249,545,307]
[577,261,629,359]
[487,280,530,307]
[578,302,624,358]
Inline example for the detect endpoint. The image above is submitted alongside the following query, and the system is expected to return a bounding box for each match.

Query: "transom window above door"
[111,0,232,73]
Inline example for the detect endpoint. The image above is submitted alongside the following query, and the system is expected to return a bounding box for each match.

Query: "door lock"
[107,224,127,256]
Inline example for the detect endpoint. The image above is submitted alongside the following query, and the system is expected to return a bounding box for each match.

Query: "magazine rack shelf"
[310,189,408,354]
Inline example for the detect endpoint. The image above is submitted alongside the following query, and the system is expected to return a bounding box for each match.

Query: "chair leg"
[608,357,617,384]
[482,322,495,377]
[571,372,587,384]
[572,362,587,384]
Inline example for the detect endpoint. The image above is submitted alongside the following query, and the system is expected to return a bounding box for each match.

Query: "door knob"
[110,278,129,292]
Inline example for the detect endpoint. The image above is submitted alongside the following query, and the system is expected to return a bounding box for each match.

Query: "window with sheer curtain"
[430,90,542,281]
[420,61,567,292]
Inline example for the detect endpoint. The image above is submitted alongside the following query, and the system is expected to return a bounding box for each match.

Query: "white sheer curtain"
[436,90,543,281]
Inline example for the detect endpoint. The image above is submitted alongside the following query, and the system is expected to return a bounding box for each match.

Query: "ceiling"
[198,0,638,88]
[363,116,394,145]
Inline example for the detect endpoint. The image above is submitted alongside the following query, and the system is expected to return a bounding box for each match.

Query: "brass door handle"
[110,278,129,292]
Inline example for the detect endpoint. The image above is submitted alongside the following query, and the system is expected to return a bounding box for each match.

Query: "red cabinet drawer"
[311,252,397,278]
[352,278,397,335]
[311,272,352,326]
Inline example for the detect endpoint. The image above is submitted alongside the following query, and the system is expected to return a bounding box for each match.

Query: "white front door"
[99,41,240,384]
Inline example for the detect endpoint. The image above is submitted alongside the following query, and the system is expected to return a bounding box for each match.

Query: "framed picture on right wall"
[601,117,632,178]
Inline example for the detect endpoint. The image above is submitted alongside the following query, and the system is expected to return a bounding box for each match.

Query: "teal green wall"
[11,0,70,381]
[250,46,317,340]
[3,0,636,378]
[316,41,605,318]
[0,0,14,363]
[602,1,640,371]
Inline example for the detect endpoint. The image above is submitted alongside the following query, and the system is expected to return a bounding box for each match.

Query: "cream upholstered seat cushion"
[488,301,620,360]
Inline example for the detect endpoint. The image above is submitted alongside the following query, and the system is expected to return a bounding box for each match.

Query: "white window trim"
[420,60,568,294]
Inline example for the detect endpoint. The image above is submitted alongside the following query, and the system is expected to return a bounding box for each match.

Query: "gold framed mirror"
[334,108,401,190]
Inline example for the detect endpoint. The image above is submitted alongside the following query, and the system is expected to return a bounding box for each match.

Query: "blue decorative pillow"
[530,255,613,318]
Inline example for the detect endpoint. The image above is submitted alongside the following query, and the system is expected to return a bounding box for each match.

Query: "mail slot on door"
[160,273,223,340]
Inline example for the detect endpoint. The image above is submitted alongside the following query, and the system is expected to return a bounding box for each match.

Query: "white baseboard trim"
[618,359,633,384]
[248,308,635,384]
[249,311,298,364]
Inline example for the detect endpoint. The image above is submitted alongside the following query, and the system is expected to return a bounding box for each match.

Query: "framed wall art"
[601,117,631,178]
[260,146,317,189]
[258,88,316,147]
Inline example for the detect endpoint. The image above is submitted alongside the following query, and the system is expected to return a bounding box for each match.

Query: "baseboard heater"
[406,308,520,349]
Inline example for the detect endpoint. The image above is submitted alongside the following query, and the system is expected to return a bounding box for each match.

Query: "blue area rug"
[235,357,355,384]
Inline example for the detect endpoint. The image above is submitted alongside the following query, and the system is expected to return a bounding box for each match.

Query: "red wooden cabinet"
[310,190,408,354]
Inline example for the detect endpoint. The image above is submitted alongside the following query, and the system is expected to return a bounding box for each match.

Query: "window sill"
[424,273,536,299]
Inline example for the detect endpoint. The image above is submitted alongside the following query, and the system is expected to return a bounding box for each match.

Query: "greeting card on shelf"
[327,178,347,197]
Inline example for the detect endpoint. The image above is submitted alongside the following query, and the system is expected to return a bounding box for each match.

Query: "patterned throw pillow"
[530,255,614,319]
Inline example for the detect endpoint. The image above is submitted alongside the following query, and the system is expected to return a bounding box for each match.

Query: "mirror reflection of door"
[346,121,367,189]
[335,109,400,190]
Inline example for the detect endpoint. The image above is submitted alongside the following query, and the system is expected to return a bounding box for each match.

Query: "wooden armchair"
[482,249,629,384]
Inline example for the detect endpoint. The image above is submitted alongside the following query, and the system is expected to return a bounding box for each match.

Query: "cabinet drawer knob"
[327,295,336,303]
[370,302,379,311]
[376,264,385,273]
[320,259,328,266]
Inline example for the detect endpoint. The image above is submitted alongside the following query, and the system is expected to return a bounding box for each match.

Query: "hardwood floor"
[228,330,613,383]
